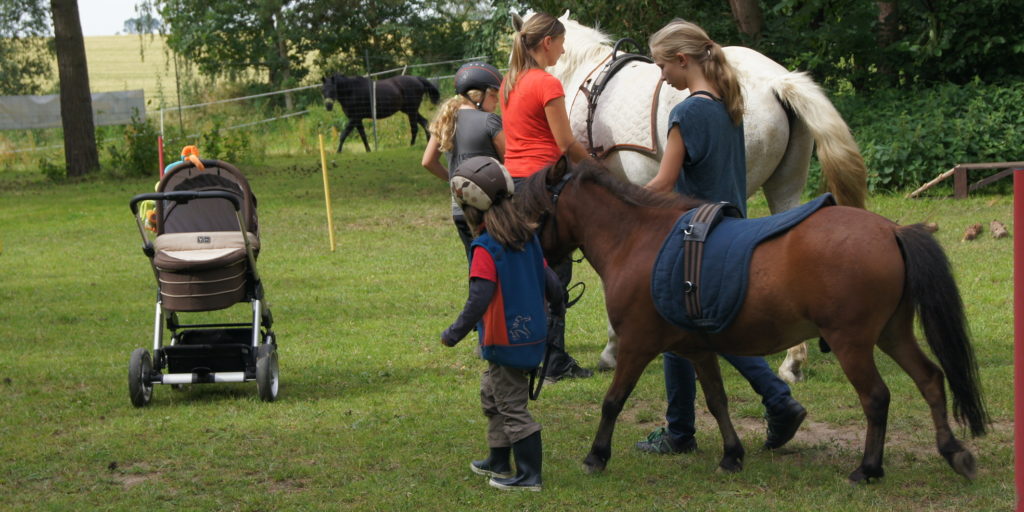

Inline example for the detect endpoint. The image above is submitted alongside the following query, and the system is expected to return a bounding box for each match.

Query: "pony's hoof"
[949,450,977,480]
[582,454,607,474]
[717,457,743,473]
[847,466,884,484]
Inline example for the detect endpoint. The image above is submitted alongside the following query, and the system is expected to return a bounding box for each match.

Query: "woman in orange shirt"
[500,12,591,382]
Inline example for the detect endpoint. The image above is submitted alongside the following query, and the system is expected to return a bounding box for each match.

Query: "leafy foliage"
[0,0,53,94]
[106,111,160,177]
[820,81,1024,192]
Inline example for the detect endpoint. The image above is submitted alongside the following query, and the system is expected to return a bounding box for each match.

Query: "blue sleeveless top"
[668,94,747,216]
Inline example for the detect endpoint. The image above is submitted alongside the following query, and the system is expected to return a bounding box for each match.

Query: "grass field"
[75,35,176,101]
[0,147,1014,510]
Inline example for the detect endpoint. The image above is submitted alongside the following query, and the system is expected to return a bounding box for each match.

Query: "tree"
[50,0,99,177]
[0,0,53,95]
[728,0,763,44]
[123,12,162,34]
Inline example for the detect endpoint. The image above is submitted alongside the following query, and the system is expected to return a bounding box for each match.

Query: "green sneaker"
[634,427,697,454]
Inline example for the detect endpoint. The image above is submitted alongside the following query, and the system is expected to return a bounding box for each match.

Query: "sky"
[78,0,149,36]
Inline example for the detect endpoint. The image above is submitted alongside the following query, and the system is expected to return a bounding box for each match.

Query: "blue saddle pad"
[651,193,836,332]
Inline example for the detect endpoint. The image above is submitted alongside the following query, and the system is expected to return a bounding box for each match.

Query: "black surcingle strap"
[681,201,740,321]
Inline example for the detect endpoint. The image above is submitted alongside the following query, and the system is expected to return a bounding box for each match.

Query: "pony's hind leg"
[692,353,744,472]
[876,308,977,479]
[827,331,891,483]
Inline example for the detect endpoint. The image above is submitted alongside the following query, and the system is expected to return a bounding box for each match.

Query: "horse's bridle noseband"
[537,171,575,244]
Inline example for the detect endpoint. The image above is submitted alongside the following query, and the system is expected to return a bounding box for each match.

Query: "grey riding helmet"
[451,156,514,211]
[455,62,503,109]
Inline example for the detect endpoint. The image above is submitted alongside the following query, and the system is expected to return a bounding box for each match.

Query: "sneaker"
[764,398,807,449]
[634,427,697,454]
[545,362,594,383]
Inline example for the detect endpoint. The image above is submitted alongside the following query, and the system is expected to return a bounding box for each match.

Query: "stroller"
[127,154,278,406]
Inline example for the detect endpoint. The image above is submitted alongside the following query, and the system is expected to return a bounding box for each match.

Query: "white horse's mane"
[522,11,616,82]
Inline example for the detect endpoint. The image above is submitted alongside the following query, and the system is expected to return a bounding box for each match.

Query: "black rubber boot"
[489,431,542,491]
[470,447,513,478]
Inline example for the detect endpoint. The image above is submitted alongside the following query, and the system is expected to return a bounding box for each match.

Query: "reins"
[527,169,579,400]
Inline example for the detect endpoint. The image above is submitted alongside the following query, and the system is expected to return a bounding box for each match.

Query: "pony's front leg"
[337,121,359,153]
[692,353,744,472]
[583,345,657,474]
[354,123,372,152]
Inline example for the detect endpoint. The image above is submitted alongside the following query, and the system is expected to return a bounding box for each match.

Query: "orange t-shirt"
[499,69,565,178]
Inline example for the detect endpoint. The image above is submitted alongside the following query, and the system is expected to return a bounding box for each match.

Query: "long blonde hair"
[462,199,537,251]
[428,90,486,152]
[649,19,744,125]
[504,12,565,103]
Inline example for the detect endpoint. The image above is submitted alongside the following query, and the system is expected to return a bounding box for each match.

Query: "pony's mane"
[518,159,700,222]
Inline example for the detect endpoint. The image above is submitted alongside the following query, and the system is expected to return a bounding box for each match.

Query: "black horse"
[321,74,440,153]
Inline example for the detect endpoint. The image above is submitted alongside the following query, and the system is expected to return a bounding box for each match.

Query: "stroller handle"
[130,191,242,215]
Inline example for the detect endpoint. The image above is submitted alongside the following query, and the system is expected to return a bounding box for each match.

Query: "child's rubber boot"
[489,431,542,492]
[470,447,513,478]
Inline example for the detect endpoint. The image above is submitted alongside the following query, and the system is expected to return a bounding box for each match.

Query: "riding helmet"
[451,156,514,211]
[455,62,503,108]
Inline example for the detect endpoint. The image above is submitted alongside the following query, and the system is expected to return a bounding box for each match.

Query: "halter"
[537,170,575,246]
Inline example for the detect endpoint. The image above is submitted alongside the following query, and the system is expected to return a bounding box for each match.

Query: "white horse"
[536,13,869,382]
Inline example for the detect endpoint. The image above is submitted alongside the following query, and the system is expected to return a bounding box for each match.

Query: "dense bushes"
[813,80,1024,194]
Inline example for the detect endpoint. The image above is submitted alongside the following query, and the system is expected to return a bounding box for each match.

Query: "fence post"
[1016,168,1023,512]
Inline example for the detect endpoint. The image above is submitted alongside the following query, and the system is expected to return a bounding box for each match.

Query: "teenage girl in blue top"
[636,19,807,455]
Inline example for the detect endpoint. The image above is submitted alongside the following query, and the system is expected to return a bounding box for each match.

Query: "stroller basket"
[165,328,253,374]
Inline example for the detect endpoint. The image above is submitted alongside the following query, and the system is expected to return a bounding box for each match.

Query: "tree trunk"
[876,1,899,47]
[50,0,98,177]
[728,0,764,44]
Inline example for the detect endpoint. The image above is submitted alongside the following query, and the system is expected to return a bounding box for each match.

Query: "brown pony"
[518,157,988,483]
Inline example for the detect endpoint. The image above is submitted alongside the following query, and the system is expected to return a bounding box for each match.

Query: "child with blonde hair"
[422,62,505,259]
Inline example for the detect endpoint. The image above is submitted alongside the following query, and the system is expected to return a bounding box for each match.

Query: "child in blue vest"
[441,156,564,492]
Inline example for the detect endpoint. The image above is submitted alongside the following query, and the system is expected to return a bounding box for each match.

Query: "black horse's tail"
[896,224,989,436]
[419,76,440,104]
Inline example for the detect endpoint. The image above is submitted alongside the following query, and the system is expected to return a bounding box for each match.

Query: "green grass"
[0,148,1014,510]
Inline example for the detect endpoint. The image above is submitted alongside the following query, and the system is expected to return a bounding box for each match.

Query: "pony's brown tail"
[896,224,989,436]
[770,72,868,209]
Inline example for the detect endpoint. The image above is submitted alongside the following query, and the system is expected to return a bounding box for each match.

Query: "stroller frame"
[127,159,278,406]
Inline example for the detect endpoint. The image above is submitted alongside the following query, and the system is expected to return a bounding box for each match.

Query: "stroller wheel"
[256,343,279,402]
[128,348,154,407]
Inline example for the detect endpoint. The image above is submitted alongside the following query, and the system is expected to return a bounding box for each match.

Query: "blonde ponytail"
[649,19,744,125]
[503,12,565,103]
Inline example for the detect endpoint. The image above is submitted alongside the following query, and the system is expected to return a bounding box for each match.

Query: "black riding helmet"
[451,156,514,211]
[455,62,503,110]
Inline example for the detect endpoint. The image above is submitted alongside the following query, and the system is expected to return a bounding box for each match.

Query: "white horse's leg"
[598,322,619,371]
[778,342,808,383]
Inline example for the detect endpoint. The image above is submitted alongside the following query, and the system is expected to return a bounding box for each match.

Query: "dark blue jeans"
[663,351,793,442]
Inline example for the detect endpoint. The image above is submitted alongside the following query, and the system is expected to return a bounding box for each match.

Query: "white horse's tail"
[769,73,868,208]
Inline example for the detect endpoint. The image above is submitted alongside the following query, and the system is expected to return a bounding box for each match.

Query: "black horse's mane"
[518,159,703,220]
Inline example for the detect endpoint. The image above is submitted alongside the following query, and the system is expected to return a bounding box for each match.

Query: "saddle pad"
[569,62,662,156]
[651,193,836,332]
